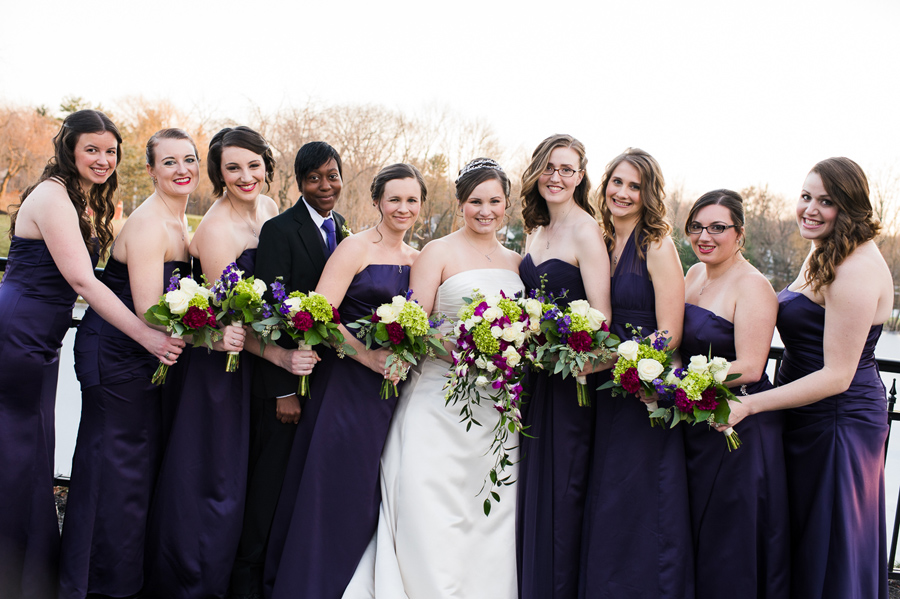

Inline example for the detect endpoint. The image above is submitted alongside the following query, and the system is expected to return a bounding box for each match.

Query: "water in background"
[54,323,900,555]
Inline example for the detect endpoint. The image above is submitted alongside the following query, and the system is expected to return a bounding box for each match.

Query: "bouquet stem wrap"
[226,320,242,372]
[576,375,590,407]
[152,331,183,386]
[297,342,312,396]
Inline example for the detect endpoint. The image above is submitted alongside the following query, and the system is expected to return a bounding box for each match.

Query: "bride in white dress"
[346,158,522,599]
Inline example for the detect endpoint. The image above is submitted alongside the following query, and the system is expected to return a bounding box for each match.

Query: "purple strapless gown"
[264,264,410,599]
[777,288,888,599]
[681,303,790,599]
[580,234,694,598]
[143,249,256,599]
[0,236,96,599]
[59,257,190,599]
[517,254,596,599]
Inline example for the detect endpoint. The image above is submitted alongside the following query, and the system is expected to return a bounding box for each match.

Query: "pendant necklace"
[464,231,500,262]
[545,205,573,250]
[699,258,742,295]
[160,195,187,242]
[229,195,258,238]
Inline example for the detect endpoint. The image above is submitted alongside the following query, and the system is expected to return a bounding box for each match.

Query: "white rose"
[376,304,397,323]
[713,369,730,384]
[637,358,664,382]
[490,326,503,339]
[283,296,303,315]
[665,370,680,385]
[524,298,543,320]
[501,327,520,342]
[180,277,203,295]
[688,355,709,373]
[485,295,500,308]
[709,357,729,372]
[165,289,191,315]
[475,375,490,387]
[482,307,503,322]
[252,279,267,296]
[513,330,527,346]
[568,300,590,318]
[474,356,488,370]
[503,346,521,367]
[485,361,498,373]
[471,315,483,324]
[391,295,407,310]
[617,340,639,362]
[586,308,606,331]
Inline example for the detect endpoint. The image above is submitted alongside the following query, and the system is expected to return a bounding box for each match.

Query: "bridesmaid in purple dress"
[722,158,892,599]
[515,134,611,599]
[143,127,313,598]
[681,190,789,598]
[580,148,692,598]
[264,164,424,599]
[0,111,182,599]
[59,129,240,599]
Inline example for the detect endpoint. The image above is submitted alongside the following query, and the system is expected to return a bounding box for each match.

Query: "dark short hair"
[294,141,342,187]
[207,126,275,197]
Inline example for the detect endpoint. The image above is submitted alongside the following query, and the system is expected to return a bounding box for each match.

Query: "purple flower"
[405,288,414,301]
[652,335,669,351]
[673,367,687,380]
[261,303,273,319]
[166,272,180,292]
[428,315,446,329]
[270,281,287,302]
[473,302,488,318]
[556,315,572,336]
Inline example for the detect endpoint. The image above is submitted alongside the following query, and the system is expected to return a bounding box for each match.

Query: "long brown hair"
[803,157,881,292]
[520,134,593,233]
[11,109,122,257]
[598,147,670,260]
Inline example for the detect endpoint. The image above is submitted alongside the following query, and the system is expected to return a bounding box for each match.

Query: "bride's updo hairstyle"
[455,158,510,206]
[804,157,881,293]
[520,134,592,233]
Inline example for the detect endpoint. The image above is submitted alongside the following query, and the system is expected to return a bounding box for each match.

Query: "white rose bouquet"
[599,325,675,426]
[445,289,537,515]
[654,354,743,451]
[144,270,220,385]
[345,291,448,399]
[209,262,273,372]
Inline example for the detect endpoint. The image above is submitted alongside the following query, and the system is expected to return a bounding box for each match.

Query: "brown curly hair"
[803,157,881,293]
[520,134,593,233]
[598,148,671,260]
[11,109,121,258]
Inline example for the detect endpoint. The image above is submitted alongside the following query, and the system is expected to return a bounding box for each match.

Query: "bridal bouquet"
[536,299,617,407]
[270,282,355,396]
[145,270,220,385]
[346,291,448,399]
[445,290,536,515]
[599,326,675,426]
[654,355,743,451]
[210,262,269,372]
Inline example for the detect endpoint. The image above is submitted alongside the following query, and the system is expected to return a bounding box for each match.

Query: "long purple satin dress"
[580,234,694,598]
[517,254,596,599]
[777,288,888,599]
[59,257,190,599]
[143,249,256,599]
[0,237,96,599]
[264,264,409,599]
[681,303,790,599]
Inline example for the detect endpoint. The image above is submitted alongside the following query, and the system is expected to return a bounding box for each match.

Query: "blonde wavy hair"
[803,157,881,293]
[598,148,671,260]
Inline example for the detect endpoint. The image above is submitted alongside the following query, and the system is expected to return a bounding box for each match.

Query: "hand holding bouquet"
[144,270,220,385]
[656,354,743,450]
[210,262,270,372]
[270,282,355,396]
[599,326,674,426]
[445,290,537,515]
[537,299,617,407]
[346,291,448,399]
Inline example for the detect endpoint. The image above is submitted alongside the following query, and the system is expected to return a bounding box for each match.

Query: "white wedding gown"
[344,268,523,599]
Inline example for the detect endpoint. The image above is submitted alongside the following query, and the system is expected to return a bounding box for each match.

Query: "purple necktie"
[321,219,337,256]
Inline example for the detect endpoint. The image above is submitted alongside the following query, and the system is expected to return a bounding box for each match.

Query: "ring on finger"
[164,351,171,359]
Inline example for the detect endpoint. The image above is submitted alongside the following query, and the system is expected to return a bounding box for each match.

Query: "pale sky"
[2,0,898,200]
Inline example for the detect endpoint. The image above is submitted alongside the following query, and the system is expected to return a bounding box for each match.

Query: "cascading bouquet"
[145,270,220,385]
[269,281,355,396]
[653,354,743,451]
[599,326,675,426]
[210,262,269,372]
[444,290,537,515]
[346,291,448,399]
[536,299,617,407]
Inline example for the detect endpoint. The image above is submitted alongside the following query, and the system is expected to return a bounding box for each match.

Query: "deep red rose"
[206,307,217,327]
[332,307,341,324]
[674,388,692,413]
[371,312,380,324]
[621,367,641,394]
[601,322,609,333]
[697,387,719,411]
[386,321,405,345]
[292,311,314,332]
[183,306,210,329]
[567,330,593,352]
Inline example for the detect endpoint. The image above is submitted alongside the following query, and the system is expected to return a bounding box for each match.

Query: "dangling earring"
[151,175,157,186]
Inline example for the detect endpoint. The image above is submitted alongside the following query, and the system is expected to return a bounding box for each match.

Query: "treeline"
[2,97,899,319]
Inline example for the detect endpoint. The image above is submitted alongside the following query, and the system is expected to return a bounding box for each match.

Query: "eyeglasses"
[687,223,738,235]
[542,166,581,178]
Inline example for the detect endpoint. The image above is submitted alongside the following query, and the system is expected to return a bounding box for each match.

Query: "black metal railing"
[4,256,900,578]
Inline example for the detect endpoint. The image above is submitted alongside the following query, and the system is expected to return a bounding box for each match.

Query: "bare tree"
[0,105,58,209]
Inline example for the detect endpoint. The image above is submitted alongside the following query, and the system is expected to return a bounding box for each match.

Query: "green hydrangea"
[569,313,590,333]
[398,302,429,336]
[189,295,209,310]
[472,322,500,355]
[498,298,522,321]
[301,292,334,322]
[612,356,637,384]
[681,370,713,400]
[234,278,258,298]
[637,345,669,364]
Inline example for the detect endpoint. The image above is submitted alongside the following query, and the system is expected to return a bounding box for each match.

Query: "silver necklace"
[464,231,501,262]
[544,205,573,250]
[159,196,187,242]
[699,259,742,295]
[228,196,258,238]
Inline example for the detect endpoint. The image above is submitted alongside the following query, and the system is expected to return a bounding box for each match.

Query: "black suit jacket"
[252,199,345,398]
